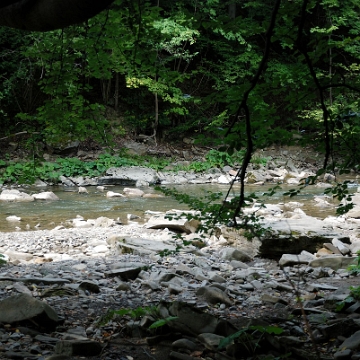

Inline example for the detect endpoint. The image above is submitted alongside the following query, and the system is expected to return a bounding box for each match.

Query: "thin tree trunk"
[114,72,119,111]
[100,78,111,104]
[154,91,158,145]
[152,0,160,146]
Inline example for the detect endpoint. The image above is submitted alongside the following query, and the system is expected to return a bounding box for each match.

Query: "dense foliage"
[1,0,360,219]
[0,0,358,155]
[0,149,254,184]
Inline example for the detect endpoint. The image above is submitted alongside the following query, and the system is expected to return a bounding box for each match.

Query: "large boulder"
[98,166,159,186]
[123,187,144,197]
[0,189,34,202]
[257,217,350,259]
[0,293,59,330]
[220,216,349,259]
[32,191,59,201]
[108,236,177,256]
[309,255,357,270]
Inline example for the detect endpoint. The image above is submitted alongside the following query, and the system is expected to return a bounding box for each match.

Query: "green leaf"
[148,316,178,329]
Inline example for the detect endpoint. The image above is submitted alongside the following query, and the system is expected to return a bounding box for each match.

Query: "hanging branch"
[222,0,281,224]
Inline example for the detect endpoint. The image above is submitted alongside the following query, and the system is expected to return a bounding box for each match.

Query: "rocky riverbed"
[0,194,360,360]
[1,144,360,359]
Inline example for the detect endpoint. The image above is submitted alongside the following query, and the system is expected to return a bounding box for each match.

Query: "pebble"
[0,219,357,359]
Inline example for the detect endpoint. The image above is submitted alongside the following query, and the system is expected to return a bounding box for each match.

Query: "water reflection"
[0,182,356,232]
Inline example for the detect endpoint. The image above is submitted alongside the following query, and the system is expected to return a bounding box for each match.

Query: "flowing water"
[0,182,357,233]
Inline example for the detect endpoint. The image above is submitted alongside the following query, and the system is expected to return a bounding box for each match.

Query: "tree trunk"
[153,91,158,145]
[114,72,119,111]
[100,78,112,104]
[0,0,115,31]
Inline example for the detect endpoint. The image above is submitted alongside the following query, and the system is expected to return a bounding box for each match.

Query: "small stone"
[115,281,131,291]
[196,286,232,306]
[78,281,100,294]
[172,338,198,351]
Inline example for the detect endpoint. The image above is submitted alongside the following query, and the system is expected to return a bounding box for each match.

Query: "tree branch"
[222,0,281,223]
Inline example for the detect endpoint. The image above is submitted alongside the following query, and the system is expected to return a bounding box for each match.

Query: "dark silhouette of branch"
[222,0,281,223]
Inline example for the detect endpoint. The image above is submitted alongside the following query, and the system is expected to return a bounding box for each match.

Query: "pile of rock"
[0,200,359,359]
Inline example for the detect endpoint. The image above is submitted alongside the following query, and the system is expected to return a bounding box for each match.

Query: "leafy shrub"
[0,254,6,266]
[347,251,360,275]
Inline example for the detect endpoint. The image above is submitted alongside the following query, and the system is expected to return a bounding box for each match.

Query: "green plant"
[148,316,178,330]
[0,150,175,184]
[251,155,269,167]
[349,286,360,300]
[336,285,360,312]
[218,325,284,356]
[0,161,38,184]
[157,186,270,240]
[0,254,7,266]
[324,180,354,215]
[335,251,360,311]
[347,250,360,275]
[97,306,155,326]
[97,305,177,331]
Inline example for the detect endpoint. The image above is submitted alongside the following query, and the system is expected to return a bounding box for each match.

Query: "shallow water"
[0,182,356,232]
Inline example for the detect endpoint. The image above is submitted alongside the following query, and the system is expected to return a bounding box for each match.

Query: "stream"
[1,181,357,233]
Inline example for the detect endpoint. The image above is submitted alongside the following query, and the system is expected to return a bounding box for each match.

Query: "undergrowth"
[0,149,269,185]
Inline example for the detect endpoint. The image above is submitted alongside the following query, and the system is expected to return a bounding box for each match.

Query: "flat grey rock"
[338,330,360,351]
[309,256,357,270]
[99,166,159,185]
[113,236,177,255]
[0,293,59,330]
[0,276,70,285]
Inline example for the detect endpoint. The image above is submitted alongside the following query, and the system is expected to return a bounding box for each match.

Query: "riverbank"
[0,141,354,233]
[0,209,359,360]
[0,143,360,359]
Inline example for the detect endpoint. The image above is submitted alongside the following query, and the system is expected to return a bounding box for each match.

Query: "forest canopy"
[0,0,359,169]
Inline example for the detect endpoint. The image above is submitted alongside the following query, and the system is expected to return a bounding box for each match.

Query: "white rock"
[0,189,34,202]
[332,238,351,255]
[136,180,149,187]
[72,219,93,228]
[106,191,125,198]
[6,215,21,222]
[286,178,300,185]
[92,245,109,253]
[293,208,307,216]
[78,186,88,194]
[324,173,336,182]
[33,191,59,201]
[123,188,144,197]
[94,217,116,227]
[217,175,232,184]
